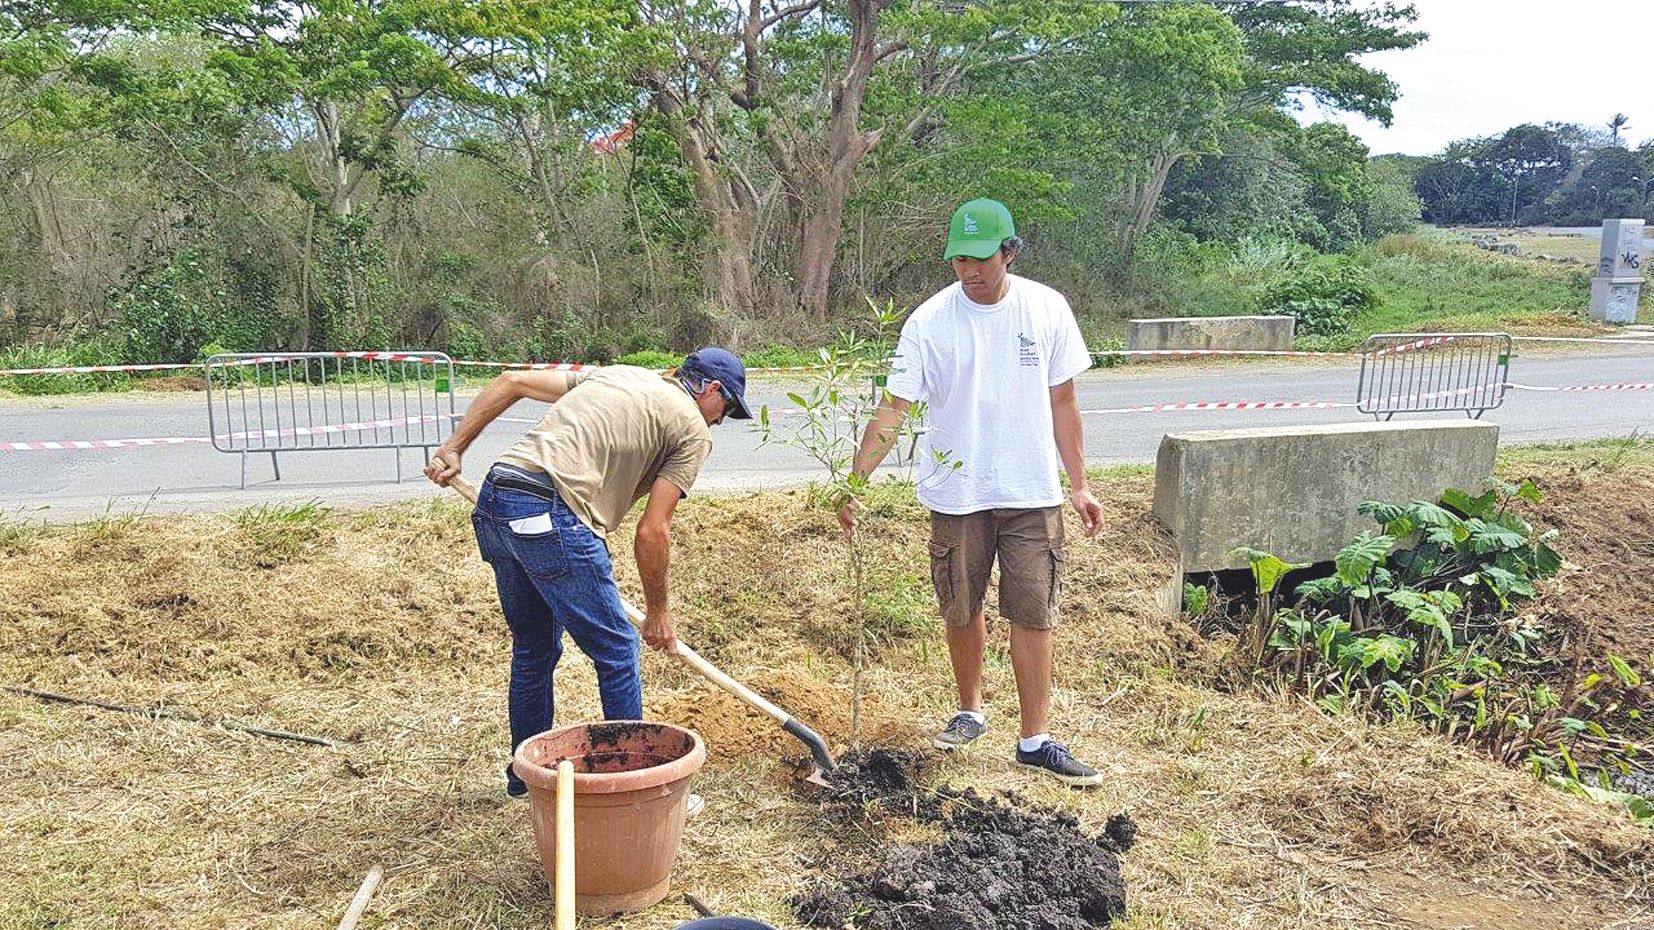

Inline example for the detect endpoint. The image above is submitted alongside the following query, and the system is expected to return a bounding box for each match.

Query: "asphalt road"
[2,346,1649,520]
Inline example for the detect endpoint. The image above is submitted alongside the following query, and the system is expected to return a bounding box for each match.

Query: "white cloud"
[1296,0,1653,155]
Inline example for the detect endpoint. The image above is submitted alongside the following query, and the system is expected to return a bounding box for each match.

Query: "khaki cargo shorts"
[928,506,1065,630]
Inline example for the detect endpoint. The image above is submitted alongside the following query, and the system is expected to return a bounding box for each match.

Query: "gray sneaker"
[1016,740,1103,787]
[933,712,987,751]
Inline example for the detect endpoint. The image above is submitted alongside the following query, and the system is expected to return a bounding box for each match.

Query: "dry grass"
[1,462,1651,930]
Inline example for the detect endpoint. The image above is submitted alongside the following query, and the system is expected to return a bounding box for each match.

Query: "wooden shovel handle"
[555,758,575,930]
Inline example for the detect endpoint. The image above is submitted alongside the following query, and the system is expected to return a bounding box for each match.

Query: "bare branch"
[873,41,907,63]
[762,0,823,29]
[138,118,303,260]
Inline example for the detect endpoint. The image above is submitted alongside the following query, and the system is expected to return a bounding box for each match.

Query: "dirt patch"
[647,670,922,763]
[795,770,1135,930]
[1523,467,1654,666]
[1368,867,1622,929]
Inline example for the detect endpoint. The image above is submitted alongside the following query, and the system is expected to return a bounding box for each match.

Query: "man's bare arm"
[425,370,579,484]
[634,477,684,651]
[1050,379,1102,537]
[838,395,912,536]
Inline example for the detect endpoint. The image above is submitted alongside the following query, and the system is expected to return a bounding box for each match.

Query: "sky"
[1296,0,1654,156]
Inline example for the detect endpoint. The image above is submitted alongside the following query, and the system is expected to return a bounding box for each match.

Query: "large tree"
[634,0,1103,319]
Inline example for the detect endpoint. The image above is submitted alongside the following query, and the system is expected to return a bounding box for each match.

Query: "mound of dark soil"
[818,746,937,804]
[796,751,1134,930]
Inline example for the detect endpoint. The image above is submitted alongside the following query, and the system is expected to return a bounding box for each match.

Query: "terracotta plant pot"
[514,721,707,915]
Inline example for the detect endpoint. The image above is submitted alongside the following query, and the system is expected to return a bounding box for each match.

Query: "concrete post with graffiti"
[1589,218,1644,324]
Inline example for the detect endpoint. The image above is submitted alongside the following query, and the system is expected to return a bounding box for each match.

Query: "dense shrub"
[1257,256,1379,336]
[613,350,681,369]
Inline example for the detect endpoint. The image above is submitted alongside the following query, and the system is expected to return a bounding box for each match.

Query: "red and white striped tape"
[1369,335,1458,357]
[0,362,203,376]
[6,380,1652,452]
[1083,399,1351,414]
[1090,348,1351,359]
[219,415,440,442]
[0,415,440,452]
[0,436,209,451]
[1506,381,1653,393]
[9,335,1650,377]
[0,354,597,376]
[1512,336,1654,347]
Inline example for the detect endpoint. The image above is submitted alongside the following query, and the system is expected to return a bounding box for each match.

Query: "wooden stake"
[4,686,337,748]
[336,865,384,930]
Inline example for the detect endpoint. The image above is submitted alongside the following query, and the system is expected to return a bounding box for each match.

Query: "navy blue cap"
[680,346,752,419]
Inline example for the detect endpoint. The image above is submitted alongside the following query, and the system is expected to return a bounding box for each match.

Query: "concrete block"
[1127,316,1295,355]
[1152,421,1499,572]
[1589,276,1643,324]
[1596,218,1647,279]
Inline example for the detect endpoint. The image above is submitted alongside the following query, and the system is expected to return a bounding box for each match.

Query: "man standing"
[840,198,1105,786]
[426,349,750,797]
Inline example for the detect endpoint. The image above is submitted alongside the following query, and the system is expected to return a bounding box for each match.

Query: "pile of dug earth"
[793,750,1136,930]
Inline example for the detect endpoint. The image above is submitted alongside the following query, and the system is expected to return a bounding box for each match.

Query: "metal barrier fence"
[1356,333,1511,420]
[205,352,456,488]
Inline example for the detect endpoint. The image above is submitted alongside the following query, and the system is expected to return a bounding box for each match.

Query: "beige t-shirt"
[496,366,712,538]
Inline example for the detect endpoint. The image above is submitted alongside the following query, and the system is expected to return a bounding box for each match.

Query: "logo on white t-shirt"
[1017,332,1038,367]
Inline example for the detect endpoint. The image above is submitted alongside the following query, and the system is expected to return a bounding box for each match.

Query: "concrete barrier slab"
[1128,315,1295,354]
[1152,421,1499,572]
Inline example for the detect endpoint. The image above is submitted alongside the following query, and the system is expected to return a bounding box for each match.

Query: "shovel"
[440,466,837,786]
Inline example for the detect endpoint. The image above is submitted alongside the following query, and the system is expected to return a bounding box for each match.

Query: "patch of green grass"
[742,344,821,369]
[1349,235,1595,339]
[1123,231,1609,351]
[0,341,137,396]
[69,505,145,551]
[230,500,332,567]
[612,349,681,369]
[864,568,934,643]
[0,514,46,555]
[1499,434,1653,474]
[232,499,330,530]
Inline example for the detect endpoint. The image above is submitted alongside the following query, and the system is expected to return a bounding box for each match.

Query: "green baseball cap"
[943,198,1017,260]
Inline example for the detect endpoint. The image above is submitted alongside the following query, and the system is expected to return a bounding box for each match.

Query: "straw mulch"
[1,458,1649,929]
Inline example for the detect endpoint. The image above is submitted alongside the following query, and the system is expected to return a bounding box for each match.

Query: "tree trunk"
[16,167,73,330]
[643,74,758,315]
[774,0,886,319]
[1119,142,1185,266]
[314,100,362,346]
[795,174,854,321]
[519,109,569,238]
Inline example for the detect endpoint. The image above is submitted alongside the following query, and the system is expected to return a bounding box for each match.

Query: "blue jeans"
[472,467,642,793]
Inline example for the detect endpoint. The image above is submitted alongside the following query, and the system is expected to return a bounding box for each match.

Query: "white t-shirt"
[885,274,1091,515]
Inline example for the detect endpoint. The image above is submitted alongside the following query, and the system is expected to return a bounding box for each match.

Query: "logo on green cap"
[944,198,1016,261]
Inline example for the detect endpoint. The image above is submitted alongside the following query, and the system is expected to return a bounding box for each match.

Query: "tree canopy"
[1,0,1426,361]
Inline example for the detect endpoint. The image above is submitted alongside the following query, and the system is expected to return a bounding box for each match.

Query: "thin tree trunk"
[849,534,866,750]
[643,76,758,315]
[299,205,315,348]
[775,0,885,319]
[17,167,73,327]
[796,177,852,320]
[1120,144,1185,266]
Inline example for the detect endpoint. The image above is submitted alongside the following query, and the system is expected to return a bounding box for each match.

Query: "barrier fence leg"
[395,447,403,484]
[240,452,248,490]
[271,451,281,481]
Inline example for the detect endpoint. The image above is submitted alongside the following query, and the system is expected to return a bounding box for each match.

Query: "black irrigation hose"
[4,686,339,748]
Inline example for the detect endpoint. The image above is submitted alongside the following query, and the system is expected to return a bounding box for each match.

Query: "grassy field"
[2,444,1651,929]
